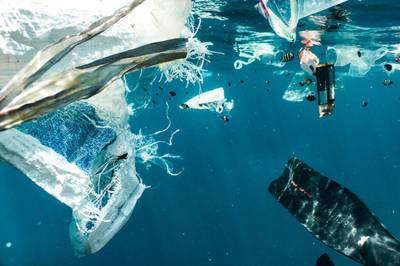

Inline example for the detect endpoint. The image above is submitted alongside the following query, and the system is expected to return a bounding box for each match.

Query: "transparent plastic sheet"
[233,44,285,70]
[283,86,313,102]
[282,72,312,102]
[0,0,194,87]
[255,0,348,41]
[192,0,228,21]
[233,25,286,70]
[281,71,344,102]
[326,46,389,77]
[0,0,206,256]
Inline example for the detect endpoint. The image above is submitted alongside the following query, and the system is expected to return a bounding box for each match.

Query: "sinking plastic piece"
[269,158,400,266]
[255,0,348,41]
[180,87,234,114]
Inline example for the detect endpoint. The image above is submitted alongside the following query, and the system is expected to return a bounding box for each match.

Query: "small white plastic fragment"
[182,87,224,109]
[180,87,234,114]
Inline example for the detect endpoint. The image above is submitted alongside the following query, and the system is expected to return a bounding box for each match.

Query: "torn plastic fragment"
[269,158,400,266]
[0,80,145,256]
[255,0,348,42]
[180,87,234,115]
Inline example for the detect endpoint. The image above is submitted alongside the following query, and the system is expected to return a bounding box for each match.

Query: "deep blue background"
[1,1,400,265]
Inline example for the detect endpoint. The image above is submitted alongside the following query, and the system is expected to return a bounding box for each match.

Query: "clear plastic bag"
[256,0,348,41]
[326,46,388,77]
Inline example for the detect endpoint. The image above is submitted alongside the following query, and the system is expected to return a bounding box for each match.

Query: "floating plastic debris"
[233,26,285,70]
[282,72,313,102]
[0,0,208,256]
[0,81,145,256]
[0,0,195,86]
[283,87,312,102]
[0,0,196,131]
[299,47,320,74]
[269,158,400,266]
[326,46,388,77]
[255,0,348,41]
[234,47,286,70]
[0,38,189,131]
[180,87,234,115]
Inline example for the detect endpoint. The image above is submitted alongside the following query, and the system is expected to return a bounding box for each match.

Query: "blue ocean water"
[0,1,400,265]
